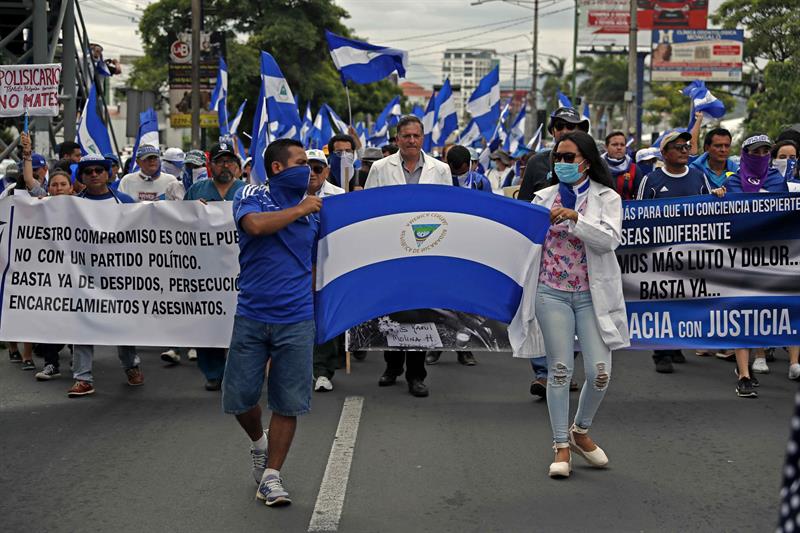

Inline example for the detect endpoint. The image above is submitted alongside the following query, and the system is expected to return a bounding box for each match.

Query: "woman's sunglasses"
[552,152,578,163]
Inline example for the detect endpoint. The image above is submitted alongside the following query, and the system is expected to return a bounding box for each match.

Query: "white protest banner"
[0,64,62,117]
[0,195,239,347]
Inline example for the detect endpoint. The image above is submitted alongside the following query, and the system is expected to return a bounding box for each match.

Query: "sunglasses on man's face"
[552,152,578,163]
[81,166,106,176]
[669,143,691,153]
[553,121,577,132]
[310,164,326,174]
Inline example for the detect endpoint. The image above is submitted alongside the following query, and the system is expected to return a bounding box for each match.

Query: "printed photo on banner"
[345,310,511,352]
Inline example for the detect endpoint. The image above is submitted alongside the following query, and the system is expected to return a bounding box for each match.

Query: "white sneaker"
[160,349,180,364]
[314,376,333,392]
[187,348,198,361]
[752,357,769,374]
[789,364,800,381]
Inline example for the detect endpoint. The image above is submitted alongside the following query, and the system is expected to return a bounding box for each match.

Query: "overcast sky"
[82,0,726,88]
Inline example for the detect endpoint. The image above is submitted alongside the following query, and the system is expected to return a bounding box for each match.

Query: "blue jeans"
[530,357,547,380]
[197,348,226,381]
[535,285,612,444]
[222,315,315,417]
[72,345,140,383]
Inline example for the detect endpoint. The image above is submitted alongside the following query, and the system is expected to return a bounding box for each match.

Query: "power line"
[388,15,534,42]
[413,33,530,58]
[407,18,535,52]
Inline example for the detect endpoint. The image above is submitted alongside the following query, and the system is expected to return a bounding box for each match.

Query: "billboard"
[651,29,744,82]
[168,31,224,128]
[578,0,710,46]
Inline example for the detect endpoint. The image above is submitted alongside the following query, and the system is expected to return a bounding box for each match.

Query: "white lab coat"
[509,180,630,358]
[317,180,345,198]
[363,151,452,188]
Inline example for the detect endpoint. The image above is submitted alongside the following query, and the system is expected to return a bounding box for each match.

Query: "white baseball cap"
[163,147,185,163]
[306,149,328,165]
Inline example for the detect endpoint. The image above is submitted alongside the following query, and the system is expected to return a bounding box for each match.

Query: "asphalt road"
[0,345,794,532]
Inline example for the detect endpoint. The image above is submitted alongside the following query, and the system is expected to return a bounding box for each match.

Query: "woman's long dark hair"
[549,131,615,190]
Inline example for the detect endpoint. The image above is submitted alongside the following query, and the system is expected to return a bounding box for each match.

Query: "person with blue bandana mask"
[225,138,321,508]
[181,149,208,191]
[326,134,356,190]
[529,131,629,479]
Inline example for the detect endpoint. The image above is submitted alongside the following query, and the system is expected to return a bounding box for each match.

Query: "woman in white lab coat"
[531,131,630,479]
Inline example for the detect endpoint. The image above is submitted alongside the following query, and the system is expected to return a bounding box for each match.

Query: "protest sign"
[0,196,239,347]
[0,64,62,117]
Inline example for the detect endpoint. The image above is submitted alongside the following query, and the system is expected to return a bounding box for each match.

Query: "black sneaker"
[21,360,36,371]
[425,352,440,365]
[654,358,674,373]
[736,377,758,398]
[734,367,759,387]
[530,378,547,398]
[35,364,60,381]
[8,350,21,363]
[670,351,687,364]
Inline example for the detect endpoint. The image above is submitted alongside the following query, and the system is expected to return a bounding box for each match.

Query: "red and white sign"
[0,64,62,117]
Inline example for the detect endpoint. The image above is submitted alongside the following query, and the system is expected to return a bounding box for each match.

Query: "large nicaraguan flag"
[76,82,113,156]
[325,30,408,84]
[314,185,551,348]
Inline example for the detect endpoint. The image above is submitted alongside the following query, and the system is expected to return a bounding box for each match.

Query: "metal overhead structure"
[0,0,120,161]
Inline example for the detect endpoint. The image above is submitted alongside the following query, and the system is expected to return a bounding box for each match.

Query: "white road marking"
[308,396,364,532]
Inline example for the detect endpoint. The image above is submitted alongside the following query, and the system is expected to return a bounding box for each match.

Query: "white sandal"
[569,424,608,467]
[548,443,572,478]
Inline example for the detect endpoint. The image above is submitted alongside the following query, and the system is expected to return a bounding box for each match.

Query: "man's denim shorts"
[222,315,315,417]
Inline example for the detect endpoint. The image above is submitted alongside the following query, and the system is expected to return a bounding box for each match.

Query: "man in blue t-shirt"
[224,138,321,508]
[636,131,713,375]
[180,142,245,389]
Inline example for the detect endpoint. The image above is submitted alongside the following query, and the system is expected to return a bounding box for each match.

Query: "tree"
[539,57,570,113]
[745,61,800,139]
[129,0,401,136]
[576,54,628,130]
[711,0,800,71]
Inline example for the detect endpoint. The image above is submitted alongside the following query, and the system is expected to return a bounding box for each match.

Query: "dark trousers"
[653,349,682,362]
[385,350,427,382]
[197,348,226,381]
[35,343,64,368]
[314,335,345,379]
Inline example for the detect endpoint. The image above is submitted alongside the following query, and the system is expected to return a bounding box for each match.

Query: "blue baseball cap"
[31,153,46,169]
[77,154,111,175]
[136,144,161,159]
[103,152,120,166]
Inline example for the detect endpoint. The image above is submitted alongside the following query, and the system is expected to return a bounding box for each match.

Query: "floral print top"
[539,194,589,292]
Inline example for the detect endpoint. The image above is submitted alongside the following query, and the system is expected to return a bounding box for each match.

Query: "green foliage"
[540,57,570,113]
[711,0,800,67]
[129,0,402,135]
[745,60,800,138]
[575,54,628,129]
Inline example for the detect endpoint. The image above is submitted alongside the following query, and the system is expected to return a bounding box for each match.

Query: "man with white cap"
[117,145,179,202]
[307,149,344,198]
[162,147,185,178]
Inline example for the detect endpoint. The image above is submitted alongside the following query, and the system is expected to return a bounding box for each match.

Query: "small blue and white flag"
[370,96,402,145]
[411,104,425,120]
[309,107,333,150]
[457,118,482,147]
[683,80,726,131]
[504,105,526,154]
[210,57,229,135]
[76,83,113,156]
[300,102,314,146]
[466,66,500,141]
[261,51,302,140]
[325,30,408,84]
[557,91,573,109]
[432,79,457,147]
[129,108,159,173]
[324,103,350,134]
[421,92,437,153]
[491,102,511,145]
[249,83,266,158]
[581,100,590,122]
[313,185,552,355]
[526,123,543,151]
[228,99,247,136]
[355,121,367,148]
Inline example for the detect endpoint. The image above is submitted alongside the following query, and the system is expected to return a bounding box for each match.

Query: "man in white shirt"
[307,149,344,198]
[117,145,178,202]
[486,149,515,192]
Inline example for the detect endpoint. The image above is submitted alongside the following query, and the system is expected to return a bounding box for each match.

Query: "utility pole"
[512,53,517,93]
[62,0,76,142]
[32,0,48,154]
[529,0,539,138]
[571,0,579,102]
[625,0,638,142]
[190,0,201,149]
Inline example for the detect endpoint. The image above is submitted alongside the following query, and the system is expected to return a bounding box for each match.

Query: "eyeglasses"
[333,149,354,156]
[81,166,106,176]
[552,152,578,163]
[552,122,577,132]
[214,158,238,166]
[310,164,326,174]
[669,143,691,152]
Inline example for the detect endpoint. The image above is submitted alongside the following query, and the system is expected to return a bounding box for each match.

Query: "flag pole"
[344,84,353,125]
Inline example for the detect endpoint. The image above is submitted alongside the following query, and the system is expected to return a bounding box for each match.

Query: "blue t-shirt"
[636,167,711,199]
[689,152,738,188]
[184,178,244,202]
[76,189,136,203]
[232,184,319,324]
[726,168,789,194]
